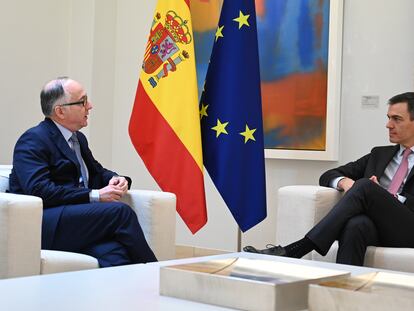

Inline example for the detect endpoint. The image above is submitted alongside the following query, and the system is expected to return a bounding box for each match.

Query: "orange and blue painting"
[191,0,330,151]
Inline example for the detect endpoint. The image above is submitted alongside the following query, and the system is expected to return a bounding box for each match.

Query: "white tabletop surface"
[0,252,393,311]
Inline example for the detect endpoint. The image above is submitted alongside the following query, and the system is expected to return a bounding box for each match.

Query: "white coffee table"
[0,252,394,311]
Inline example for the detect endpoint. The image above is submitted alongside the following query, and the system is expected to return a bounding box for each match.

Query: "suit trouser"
[50,202,157,267]
[306,178,414,265]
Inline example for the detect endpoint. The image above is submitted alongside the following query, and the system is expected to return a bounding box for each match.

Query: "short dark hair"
[388,92,414,120]
[40,77,69,116]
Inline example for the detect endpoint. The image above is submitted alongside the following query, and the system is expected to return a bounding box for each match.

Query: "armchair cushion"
[0,192,42,278]
[276,186,341,246]
[40,250,98,275]
[121,190,176,261]
[311,242,414,273]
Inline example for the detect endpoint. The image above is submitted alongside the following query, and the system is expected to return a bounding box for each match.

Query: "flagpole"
[237,227,242,252]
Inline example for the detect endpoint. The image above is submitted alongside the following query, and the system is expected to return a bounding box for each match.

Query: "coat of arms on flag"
[143,10,193,88]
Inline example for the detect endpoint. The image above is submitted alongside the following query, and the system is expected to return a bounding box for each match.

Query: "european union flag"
[200,0,267,232]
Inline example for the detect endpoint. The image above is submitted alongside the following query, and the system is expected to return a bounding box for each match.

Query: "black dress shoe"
[243,244,287,256]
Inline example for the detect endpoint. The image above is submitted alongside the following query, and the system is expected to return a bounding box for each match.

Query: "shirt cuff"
[331,176,345,191]
[397,194,407,203]
[89,189,100,202]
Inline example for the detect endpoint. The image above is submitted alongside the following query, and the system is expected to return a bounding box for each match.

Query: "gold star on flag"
[240,124,256,143]
[233,11,250,29]
[200,103,209,119]
[212,119,229,137]
[215,25,224,41]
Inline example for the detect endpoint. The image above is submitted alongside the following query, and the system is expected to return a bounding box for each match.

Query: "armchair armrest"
[276,186,342,246]
[121,190,176,261]
[0,193,42,278]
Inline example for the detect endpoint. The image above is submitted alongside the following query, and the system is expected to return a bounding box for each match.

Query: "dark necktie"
[70,133,88,187]
[388,148,412,195]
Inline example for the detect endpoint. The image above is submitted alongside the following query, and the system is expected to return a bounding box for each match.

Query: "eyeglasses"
[60,95,88,107]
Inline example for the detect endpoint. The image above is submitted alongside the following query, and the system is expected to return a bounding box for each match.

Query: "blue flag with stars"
[200,0,266,232]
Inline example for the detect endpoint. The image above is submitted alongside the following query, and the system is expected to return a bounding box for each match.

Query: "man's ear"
[53,105,65,120]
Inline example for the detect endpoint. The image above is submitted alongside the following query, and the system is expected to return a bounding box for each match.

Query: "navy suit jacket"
[319,145,414,208]
[9,118,128,248]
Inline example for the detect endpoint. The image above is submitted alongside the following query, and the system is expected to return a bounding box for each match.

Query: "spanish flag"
[129,0,207,233]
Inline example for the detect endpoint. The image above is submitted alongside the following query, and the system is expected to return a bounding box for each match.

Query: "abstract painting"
[191,0,343,160]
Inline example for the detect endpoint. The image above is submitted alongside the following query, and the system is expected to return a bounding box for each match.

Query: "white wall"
[0,0,71,163]
[1,0,413,251]
[0,0,116,167]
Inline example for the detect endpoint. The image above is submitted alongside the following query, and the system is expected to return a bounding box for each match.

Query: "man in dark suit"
[244,92,414,266]
[9,77,156,267]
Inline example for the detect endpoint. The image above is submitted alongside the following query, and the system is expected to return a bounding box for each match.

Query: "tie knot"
[403,148,412,158]
[70,133,79,143]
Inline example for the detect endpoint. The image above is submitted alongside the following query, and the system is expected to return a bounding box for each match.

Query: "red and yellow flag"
[129,0,207,233]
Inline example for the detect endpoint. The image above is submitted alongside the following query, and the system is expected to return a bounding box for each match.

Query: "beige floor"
[175,245,230,259]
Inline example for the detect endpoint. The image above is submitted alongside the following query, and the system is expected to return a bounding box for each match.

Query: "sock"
[284,237,315,258]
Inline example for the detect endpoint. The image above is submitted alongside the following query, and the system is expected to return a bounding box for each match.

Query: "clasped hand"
[338,175,379,193]
[99,176,129,202]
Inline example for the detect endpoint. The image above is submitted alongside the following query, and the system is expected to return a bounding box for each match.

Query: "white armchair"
[277,185,414,273]
[0,165,176,279]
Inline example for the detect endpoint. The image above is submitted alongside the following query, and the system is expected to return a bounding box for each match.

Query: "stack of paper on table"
[160,257,349,311]
[309,271,414,311]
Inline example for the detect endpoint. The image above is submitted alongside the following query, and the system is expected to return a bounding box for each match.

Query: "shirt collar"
[398,145,414,156]
[52,120,73,143]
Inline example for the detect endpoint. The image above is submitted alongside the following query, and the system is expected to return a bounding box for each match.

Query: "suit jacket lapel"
[376,145,400,178]
[406,149,414,182]
[43,119,79,166]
